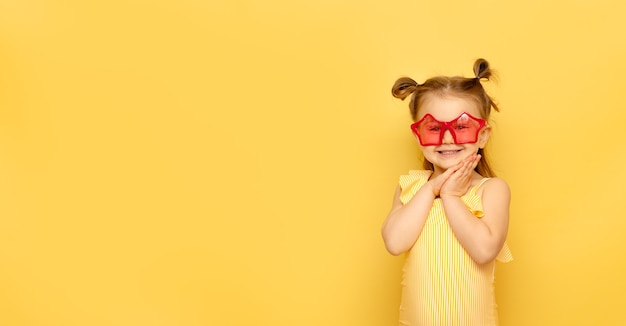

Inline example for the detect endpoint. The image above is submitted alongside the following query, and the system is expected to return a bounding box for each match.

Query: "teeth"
[439,151,459,155]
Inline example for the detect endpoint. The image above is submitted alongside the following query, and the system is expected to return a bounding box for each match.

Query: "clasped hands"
[427,153,481,198]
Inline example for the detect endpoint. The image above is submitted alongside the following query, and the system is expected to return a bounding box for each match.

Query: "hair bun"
[391,77,419,100]
[473,58,492,80]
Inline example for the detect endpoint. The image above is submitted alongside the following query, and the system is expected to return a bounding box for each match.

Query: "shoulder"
[477,178,511,210]
[477,177,510,198]
[397,170,433,205]
[404,169,432,177]
[399,170,432,186]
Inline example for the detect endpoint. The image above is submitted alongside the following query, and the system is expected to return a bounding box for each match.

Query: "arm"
[440,178,510,264]
[381,164,461,256]
[381,185,435,255]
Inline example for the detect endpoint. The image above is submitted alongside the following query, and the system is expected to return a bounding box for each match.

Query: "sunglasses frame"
[410,112,487,146]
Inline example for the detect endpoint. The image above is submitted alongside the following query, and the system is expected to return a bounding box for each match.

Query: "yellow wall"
[1,1,625,325]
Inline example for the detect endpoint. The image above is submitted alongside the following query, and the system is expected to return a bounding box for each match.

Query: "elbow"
[382,236,408,256]
[470,248,499,265]
[381,224,412,256]
[472,254,494,265]
[385,244,405,256]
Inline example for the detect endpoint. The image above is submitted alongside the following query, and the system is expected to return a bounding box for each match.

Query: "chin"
[425,154,462,166]
[438,162,461,171]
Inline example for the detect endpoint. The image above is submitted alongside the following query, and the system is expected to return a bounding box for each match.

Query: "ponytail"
[473,58,492,80]
[391,77,419,100]
[391,77,420,118]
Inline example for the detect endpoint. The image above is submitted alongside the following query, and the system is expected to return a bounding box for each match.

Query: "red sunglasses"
[410,112,486,146]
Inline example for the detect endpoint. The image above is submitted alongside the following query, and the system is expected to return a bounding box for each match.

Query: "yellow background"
[1,1,625,325]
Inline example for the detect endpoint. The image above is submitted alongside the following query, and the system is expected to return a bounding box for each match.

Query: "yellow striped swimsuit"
[398,170,513,326]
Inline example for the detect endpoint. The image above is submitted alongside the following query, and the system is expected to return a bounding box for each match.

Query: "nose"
[441,128,455,144]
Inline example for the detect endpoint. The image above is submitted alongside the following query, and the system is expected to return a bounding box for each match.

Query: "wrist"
[440,193,462,200]
[424,182,439,197]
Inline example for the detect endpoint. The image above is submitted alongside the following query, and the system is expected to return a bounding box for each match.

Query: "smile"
[437,149,462,155]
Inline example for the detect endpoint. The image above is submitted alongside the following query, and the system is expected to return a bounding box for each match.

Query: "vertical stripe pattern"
[397,170,513,326]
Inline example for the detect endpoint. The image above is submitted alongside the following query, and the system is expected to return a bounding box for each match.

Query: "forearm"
[382,187,436,255]
[440,195,503,264]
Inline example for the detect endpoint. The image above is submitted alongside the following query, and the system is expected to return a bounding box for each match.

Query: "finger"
[472,155,481,169]
[455,160,467,174]
[442,165,459,180]
[459,159,475,178]
[463,157,476,171]
[455,157,475,179]
[446,161,464,175]
[464,153,477,163]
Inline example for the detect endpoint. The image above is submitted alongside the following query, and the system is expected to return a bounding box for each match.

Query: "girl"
[382,59,513,325]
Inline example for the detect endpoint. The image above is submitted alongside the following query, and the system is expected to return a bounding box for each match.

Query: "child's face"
[416,94,491,174]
